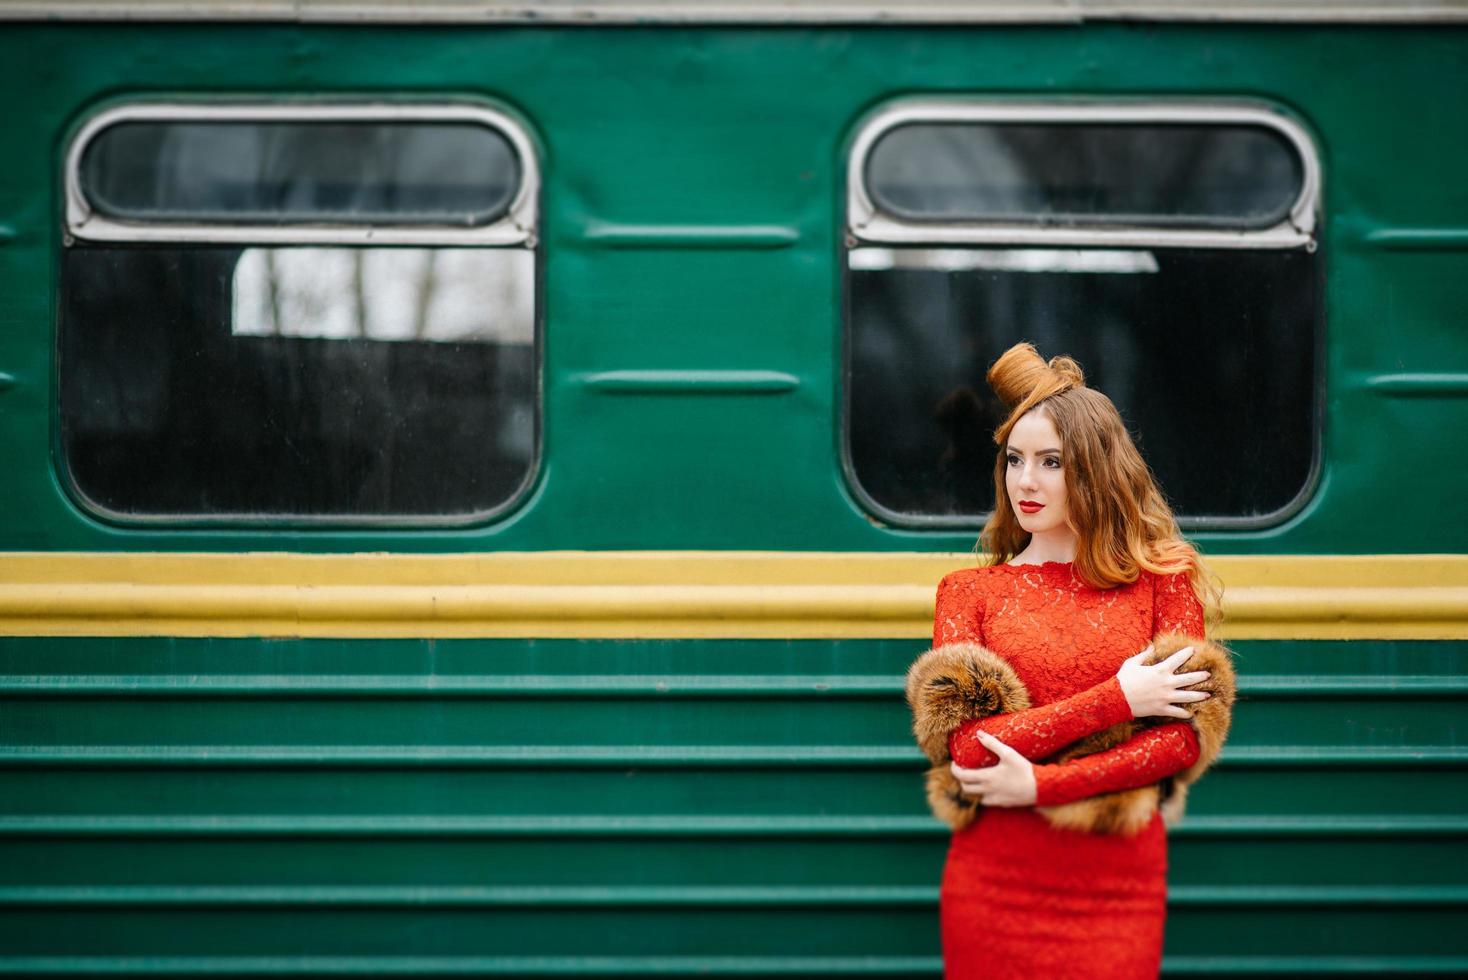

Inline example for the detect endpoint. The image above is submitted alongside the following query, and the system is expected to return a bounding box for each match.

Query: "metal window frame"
[847,100,1320,249]
[66,101,540,246]
[840,97,1325,532]
[57,98,544,529]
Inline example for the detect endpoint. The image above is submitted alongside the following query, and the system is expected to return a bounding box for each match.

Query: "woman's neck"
[1013,528,1078,565]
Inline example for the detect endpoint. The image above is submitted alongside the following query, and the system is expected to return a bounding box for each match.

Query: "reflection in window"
[233,248,533,343]
[61,247,536,519]
[847,247,1316,521]
[849,247,1160,275]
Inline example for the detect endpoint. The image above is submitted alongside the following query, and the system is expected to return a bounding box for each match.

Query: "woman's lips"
[1018,502,1045,514]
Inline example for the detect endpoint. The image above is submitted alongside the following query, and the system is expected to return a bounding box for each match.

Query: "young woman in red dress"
[932,343,1224,980]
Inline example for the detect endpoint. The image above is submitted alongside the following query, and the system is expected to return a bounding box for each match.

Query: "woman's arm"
[948,678,1134,769]
[933,572,1138,768]
[961,570,1212,771]
[1032,721,1201,807]
[1155,568,1207,637]
[932,571,982,648]
[932,571,1210,769]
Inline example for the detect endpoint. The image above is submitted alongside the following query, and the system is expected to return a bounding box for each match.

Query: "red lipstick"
[1018,501,1045,514]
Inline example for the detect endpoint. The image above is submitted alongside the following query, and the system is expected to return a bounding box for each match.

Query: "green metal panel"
[1,637,1466,974]
[0,24,1464,551]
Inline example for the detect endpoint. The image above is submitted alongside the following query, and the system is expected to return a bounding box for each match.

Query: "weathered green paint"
[2,21,1466,977]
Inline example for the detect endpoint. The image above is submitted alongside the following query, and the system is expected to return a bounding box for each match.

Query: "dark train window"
[78,120,520,227]
[845,103,1321,528]
[865,123,1303,229]
[60,105,539,523]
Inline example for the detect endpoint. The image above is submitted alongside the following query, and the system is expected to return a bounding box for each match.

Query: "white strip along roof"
[3,0,1468,24]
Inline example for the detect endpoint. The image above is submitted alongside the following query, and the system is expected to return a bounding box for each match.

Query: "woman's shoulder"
[1145,565,1196,593]
[1144,564,1209,634]
[937,564,1006,587]
[937,562,1021,598]
[935,565,999,601]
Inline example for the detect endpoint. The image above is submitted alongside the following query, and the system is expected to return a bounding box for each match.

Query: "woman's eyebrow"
[1006,446,1062,455]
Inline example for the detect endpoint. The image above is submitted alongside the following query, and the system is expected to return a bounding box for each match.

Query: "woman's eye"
[1044,457,1061,468]
[1006,455,1020,466]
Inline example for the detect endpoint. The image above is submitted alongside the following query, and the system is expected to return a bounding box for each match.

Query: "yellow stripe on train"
[0,552,1463,640]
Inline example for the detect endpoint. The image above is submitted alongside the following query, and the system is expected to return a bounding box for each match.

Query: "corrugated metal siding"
[1,636,1464,974]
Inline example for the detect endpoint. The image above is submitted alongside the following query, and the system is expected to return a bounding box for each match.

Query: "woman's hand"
[1116,644,1213,719]
[949,731,1036,807]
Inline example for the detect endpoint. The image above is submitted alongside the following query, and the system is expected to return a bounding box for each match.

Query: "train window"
[864,123,1303,229]
[60,104,539,523]
[77,119,520,227]
[845,103,1321,528]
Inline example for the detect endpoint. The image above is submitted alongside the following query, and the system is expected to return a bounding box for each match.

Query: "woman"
[930,342,1225,979]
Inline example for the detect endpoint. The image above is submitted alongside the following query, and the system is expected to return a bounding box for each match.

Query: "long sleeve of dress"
[1030,569,1210,806]
[949,679,1135,769]
[1154,569,1207,637]
[1032,722,1201,807]
[933,572,1136,770]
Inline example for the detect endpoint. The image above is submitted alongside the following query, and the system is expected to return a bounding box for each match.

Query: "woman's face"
[1004,408,1070,536]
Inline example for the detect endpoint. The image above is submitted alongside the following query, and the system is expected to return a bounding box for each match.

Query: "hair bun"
[985,343,1086,410]
[1046,354,1085,387]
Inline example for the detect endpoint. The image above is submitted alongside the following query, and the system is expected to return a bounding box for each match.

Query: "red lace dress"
[933,561,1207,980]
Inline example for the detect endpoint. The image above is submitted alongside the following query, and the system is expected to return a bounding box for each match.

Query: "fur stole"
[904,632,1236,835]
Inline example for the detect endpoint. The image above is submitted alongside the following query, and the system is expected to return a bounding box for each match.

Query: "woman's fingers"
[956,773,990,793]
[1175,669,1212,685]
[1160,647,1195,669]
[951,749,1002,796]
[1171,689,1212,702]
[974,730,1020,759]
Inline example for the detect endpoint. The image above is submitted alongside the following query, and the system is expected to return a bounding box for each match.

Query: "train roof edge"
[3,0,1468,25]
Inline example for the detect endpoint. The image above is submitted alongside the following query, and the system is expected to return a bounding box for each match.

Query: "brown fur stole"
[904,632,1236,835]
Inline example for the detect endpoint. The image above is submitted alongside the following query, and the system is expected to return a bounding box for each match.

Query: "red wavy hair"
[975,343,1221,626]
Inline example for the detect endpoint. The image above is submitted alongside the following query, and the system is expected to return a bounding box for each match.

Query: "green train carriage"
[0,1,1465,974]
